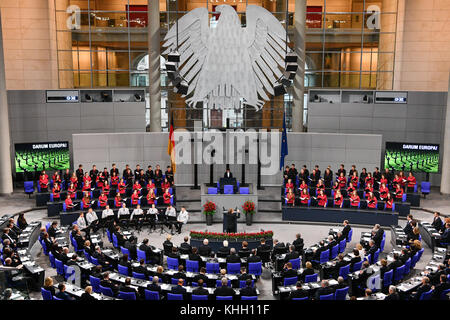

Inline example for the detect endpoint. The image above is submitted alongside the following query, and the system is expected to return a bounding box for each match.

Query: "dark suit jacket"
[372,229,384,247]
[100,279,118,294]
[146,283,162,293]
[80,292,96,301]
[133,265,149,277]
[432,282,450,300]
[282,268,298,279]
[193,274,209,284]
[300,268,315,282]
[240,286,257,296]
[171,285,187,295]
[214,285,235,297]
[55,291,74,300]
[188,253,202,262]
[289,289,308,300]
[224,172,233,178]
[315,286,334,300]
[284,251,300,263]
[226,254,241,264]
[199,245,212,257]
[238,273,252,281]
[384,293,399,300]
[180,242,192,254]
[247,255,261,263]
[412,284,432,300]
[192,286,209,296]
[432,217,444,232]
[342,225,351,240]
[217,246,230,257]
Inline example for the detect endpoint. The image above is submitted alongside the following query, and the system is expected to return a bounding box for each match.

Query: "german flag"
[167,117,176,173]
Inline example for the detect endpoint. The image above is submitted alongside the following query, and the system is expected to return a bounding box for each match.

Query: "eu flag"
[280,112,288,171]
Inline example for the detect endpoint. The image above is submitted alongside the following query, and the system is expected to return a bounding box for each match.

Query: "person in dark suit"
[192,279,209,296]
[257,238,271,252]
[43,277,56,297]
[281,262,298,279]
[66,254,78,267]
[139,238,158,265]
[313,241,327,261]
[224,169,233,179]
[238,267,252,281]
[388,253,403,273]
[342,220,351,241]
[199,239,213,257]
[334,254,350,279]
[384,285,400,300]
[171,278,187,298]
[188,247,202,263]
[284,245,300,263]
[349,249,362,268]
[314,280,333,300]
[240,279,257,297]
[133,259,149,278]
[292,233,304,254]
[410,276,432,300]
[371,224,384,248]
[119,277,139,299]
[432,212,444,232]
[146,276,162,295]
[288,281,308,300]
[163,235,174,256]
[440,223,450,245]
[403,215,414,238]
[80,286,97,301]
[247,249,262,263]
[426,264,446,285]
[379,259,389,279]
[367,240,378,257]
[299,261,315,282]
[238,241,250,258]
[214,278,235,297]
[399,248,411,265]
[54,283,74,300]
[325,235,337,252]
[193,267,208,285]
[173,265,187,281]
[217,240,231,257]
[100,272,119,295]
[118,254,132,275]
[168,246,180,261]
[432,274,450,300]
[93,246,111,269]
[179,236,192,254]
[226,248,241,263]
[272,239,287,255]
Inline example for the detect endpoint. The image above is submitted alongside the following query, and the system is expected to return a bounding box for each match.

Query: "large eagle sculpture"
[163,5,293,110]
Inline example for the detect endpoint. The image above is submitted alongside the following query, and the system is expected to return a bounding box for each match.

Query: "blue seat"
[338,239,346,253]
[419,289,433,300]
[89,275,101,293]
[48,251,56,268]
[305,273,318,283]
[319,293,335,300]
[41,287,53,300]
[223,185,234,194]
[421,181,430,197]
[132,272,146,280]
[186,260,199,273]
[403,258,411,276]
[64,265,75,281]
[137,249,149,264]
[45,222,50,232]
[227,263,241,274]
[289,258,301,270]
[292,296,309,300]
[148,276,163,283]
[383,269,393,288]
[120,246,131,260]
[239,187,249,194]
[330,244,339,260]
[167,293,183,300]
[402,194,407,202]
[410,252,419,269]
[191,282,198,287]
[83,250,92,263]
[352,261,363,272]
[106,229,113,243]
[91,257,100,266]
[239,280,254,288]
[55,259,64,276]
[24,181,34,197]
[206,262,220,274]
[112,233,119,248]
[241,296,257,300]
[440,288,450,300]
[248,262,262,276]
[167,257,179,270]
[192,294,208,300]
[144,290,160,300]
[118,291,136,300]
[208,187,218,194]
[99,285,114,297]
[393,265,405,282]
[339,264,350,280]
[216,279,231,287]
[283,276,298,286]
[171,278,179,285]
[417,248,424,261]
[334,286,349,300]
[52,296,63,300]
[319,250,329,264]
[217,296,233,300]
[49,194,54,202]
[347,229,353,243]
[118,265,129,276]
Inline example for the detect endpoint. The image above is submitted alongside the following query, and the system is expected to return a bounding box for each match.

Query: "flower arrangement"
[203,201,216,216]
[242,200,256,215]
[190,230,273,241]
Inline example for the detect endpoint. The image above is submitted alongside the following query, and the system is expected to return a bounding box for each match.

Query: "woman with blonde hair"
[356,243,365,261]
[43,277,55,296]
[80,285,96,301]
[410,240,422,255]
[300,261,315,282]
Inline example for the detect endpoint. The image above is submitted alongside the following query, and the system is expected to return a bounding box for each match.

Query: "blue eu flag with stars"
[280,112,288,171]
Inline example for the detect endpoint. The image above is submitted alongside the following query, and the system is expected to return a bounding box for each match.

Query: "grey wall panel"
[46,117,81,130]
[108,133,144,148]
[405,118,443,133]
[113,102,144,116]
[8,90,45,104]
[307,103,341,117]
[80,103,113,116]
[46,103,81,118]
[114,116,144,129]
[311,148,346,162]
[346,135,382,150]
[340,103,373,117]
[371,117,406,132]
[373,104,407,118]
[9,103,47,118]
[9,117,47,132]
[406,105,444,119]
[345,149,380,163]
[11,131,48,142]
[308,116,340,130]
[80,116,115,130]
[340,117,373,131]
[311,134,346,148]
[109,148,144,162]
[72,134,109,150]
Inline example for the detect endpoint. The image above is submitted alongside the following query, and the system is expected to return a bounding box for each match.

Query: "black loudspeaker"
[286,52,297,63]
[284,70,296,80]
[166,61,177,72]
[274,84,286,96]
[286,62,298,72]
[168,51,180,63]
[175,80,188,95]
[280,76,291,87]
[167,71,182,86]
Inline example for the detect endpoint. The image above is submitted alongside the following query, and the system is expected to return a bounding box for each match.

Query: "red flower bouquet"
[242,200,256,214]
[203,201,216,216]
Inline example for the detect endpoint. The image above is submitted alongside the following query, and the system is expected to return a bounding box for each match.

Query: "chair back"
[239,280,254,288]
[99,285,114,297]
[144,290,160,300]
[52,296,63,300]
[167,257,179,270]
[207,187,218,194]
[118,291,136,300]
[417,248,424,261]
[120,246,131,260]
[339,264,350,280]
[206,262,220,274]
[347,229,353,243]
[171,278,179,285]
[319,250,329,264]
[239,187,249,194]
[24,181,34,194]
[352,261,363,272]
[373,249,380,263]
[186,260,199,273]
[55,259,64,276]
[167,293,183,300]
[338,239,346,253]
[248,262,262,276]
[89,275,101,293]
[192,294,208,300]
[223,185,234,194]
[227,263,241,274]
[238,250,250,258]
[112,233,119,248]
[334,287,349,300]
[440,288,450,300]
[393,265,405,282]
[419,289,433,301]
[411,253,419,269]
[136,248,148,264]
[91,257,100,266]
[383,269,393,287]
[132,272,146,280]
[217,296,233,300]
[319,293,335,300]
[241,296,257,300]
[283,276,298,286]
[292,297,308,300]
[330,245,339,260]
[106,229,112,243]
[289,258,301,270]
[118,265,129,276]
[48,251,56,268]
[65,265,75,281]
[403,258,411,276]
[421,181,430,194]
[305,273,318,283]
[216,279,231,287]
[41,288,53,300]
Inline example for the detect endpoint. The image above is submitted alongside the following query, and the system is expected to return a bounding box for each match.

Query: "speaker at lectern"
[222,207,240,233]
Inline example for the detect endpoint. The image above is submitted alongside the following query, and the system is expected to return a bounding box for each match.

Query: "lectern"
[222,209,240,233]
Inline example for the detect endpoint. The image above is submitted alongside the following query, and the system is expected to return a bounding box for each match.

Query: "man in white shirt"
[102,205,114,224]
[176,207,189,234]
[147,204,158,231]
[77,212,87,230]
[131,204,144,230]
[165,204,177,234]
[117,203,130,227]
[85,208,99,232]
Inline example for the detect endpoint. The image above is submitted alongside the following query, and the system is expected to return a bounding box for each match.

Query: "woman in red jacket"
[68,182,76,199]
[65,195,74,211]
[299,188,310,206]
[82,192,91,209]
[147,188,157,206]
[406,172,416,192]
[332,181,340,192]
[110,172,119,188]
[334,190,343,208]
[82,179,92,192]
[347,182,356,195]
[70,173,78,189]
[385,193,394,210]
[337,172,346,189]
[133,181,142,195]
[365,172,374,188]
[379,183,389,201]
[52,183,61,201]
[102,181,110,197]
[394,184,403,199]
[350,190,360,208]
[350,171,358,188]
[364,182,373,197]
[299,180,308,194]
[285,179,294,191]
[392,174,402,189]
[316,179,325,192]
[163,189,173,205]
[379,174,388,187]
[316,189,328,207]
[161,178,171,193]
[114,193,122,208]
[53,173,62,186]
[83,172,91,185]
[39,171,49,192]
[285,189,295,206]
[399,171,407,189]
[131,190,140,207]
[366,192,377,209]
[118,179,126,195]
[98,192,108,208]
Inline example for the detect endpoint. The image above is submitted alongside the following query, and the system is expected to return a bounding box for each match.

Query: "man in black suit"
[427,264,446,285]
[284,245,300,263]
[192,279,209,296]
[199,239,213,257]
[66,254,78,267]
[133,259,149,278]
[60,247,70,264]
[367,240,378,257]
[315,280,333,300]
[93,246,111,269]
[214,277,235,298]
[55,283,74,300]
[217,240,231,257]
[1,228,15,247]
[349,249,361,268]
[410,276,432,300]
[432,274,450,300]
[313,241,327,261]
[403,215,414,238]
[168,247,180,261]
[325,235,337,252]
[47,221,59,240]
[240,279,257,297]
[334,254,350,279]
[226,248,241,263]
[273,239,287,255]
[384,285,400,300]
[119,277,139,299]
[100,272,119,296]
[238,267,252,281]
[431,212,444,232]
[388,253,403,273]
[399,248,410,265]
[179,236,192,254]
[288,281,308,300]
[173,265,187,281]
[281,262,298,279]
[188,247,202,263]
[146,276,162,294]
[292,233,304,254]
[139,238,158,265]
[193,267,208,285]
[372,224,384,248]
[288,164,298,181]
[171,278,187,298]
[342,220,351,241]
[224,168,233,179]
[247,249,262,263]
